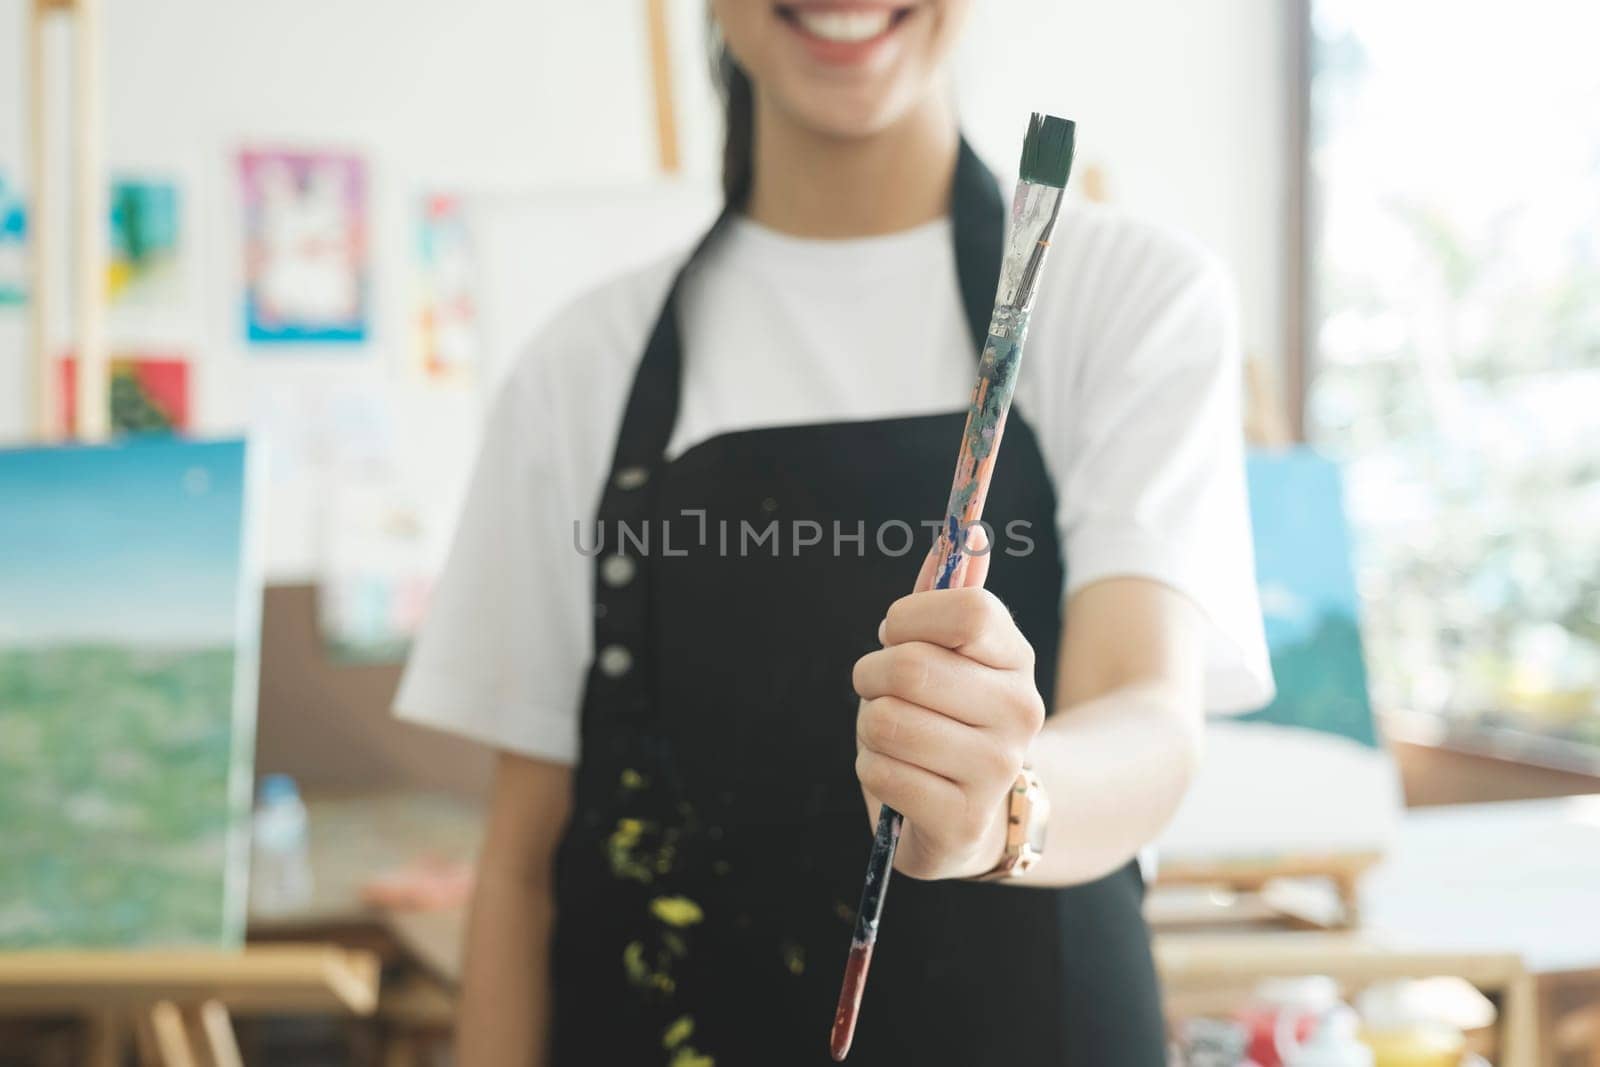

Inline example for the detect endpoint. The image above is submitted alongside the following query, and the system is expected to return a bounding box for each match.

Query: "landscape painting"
[1240,448,1378,747]
[0,438,261,948]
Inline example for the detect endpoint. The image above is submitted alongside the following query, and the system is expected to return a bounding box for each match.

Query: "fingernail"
[877,618,887,645]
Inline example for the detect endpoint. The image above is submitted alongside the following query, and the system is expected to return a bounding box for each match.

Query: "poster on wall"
[417,193,480,381]
[0,438,262,948]
[0,171,25,306]
[239,148,368,344]
[59,353,192,436]
[108,177,183,308]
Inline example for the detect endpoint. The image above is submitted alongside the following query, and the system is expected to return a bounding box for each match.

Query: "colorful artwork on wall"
[108,178,183,307]
[0,438,262,948]
[59,353,192,436]
[239,148,368,344]
[417,193,480,380]
[0,171,25,307]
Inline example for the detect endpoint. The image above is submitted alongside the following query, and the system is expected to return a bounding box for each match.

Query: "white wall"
[0,0,677,445]
[957,0,1289,369]
[0,0,1288,561]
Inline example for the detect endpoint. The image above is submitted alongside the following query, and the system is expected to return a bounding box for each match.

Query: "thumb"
[959,522,993,590]
[912,522,992,594]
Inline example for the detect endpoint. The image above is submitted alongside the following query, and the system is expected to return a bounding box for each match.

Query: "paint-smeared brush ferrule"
[995,180,1067,315]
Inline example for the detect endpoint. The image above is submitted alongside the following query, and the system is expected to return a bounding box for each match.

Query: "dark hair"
[711,22,754,208]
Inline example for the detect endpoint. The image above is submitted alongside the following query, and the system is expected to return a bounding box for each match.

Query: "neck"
[744,93,959,239]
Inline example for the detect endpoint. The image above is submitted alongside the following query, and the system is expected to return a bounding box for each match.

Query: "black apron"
[549,141,1166,1066]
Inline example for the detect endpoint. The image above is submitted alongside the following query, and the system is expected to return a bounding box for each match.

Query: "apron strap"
[950,137,1006,353]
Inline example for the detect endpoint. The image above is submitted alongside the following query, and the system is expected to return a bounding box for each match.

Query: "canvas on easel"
[1157,449,1404,918]
[0,438,263,948]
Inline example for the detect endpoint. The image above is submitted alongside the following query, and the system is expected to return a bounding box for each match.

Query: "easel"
[644,0,679,174]
[28,0,107,441]
[1153,850,1382,929]
[0,946,381,1066]
[9,8,384,1064]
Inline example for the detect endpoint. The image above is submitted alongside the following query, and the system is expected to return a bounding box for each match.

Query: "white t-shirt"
[394,205,1275,764]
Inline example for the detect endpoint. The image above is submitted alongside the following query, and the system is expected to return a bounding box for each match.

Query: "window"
[1306,0,1600,763]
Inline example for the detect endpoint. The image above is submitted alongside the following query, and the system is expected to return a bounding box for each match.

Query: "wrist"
[968,767,1049,882]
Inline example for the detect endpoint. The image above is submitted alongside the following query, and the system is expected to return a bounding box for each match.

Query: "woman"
[397,2,1272,1064]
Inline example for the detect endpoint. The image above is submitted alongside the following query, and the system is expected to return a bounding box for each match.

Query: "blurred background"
[0,0,1595,1064]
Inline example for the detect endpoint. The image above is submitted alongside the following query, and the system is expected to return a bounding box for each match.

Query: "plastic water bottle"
[252,774,314,914]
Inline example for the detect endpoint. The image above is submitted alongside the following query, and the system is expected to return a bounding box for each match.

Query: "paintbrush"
[830,112,1076,1062]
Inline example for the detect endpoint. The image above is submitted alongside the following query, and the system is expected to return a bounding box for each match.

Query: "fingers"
[856,696,1017,785]
[880,586,1034,671]
[852,640,1044,732]
[854,747,976,852]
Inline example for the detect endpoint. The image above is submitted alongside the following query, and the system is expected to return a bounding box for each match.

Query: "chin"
[771,77,924,140]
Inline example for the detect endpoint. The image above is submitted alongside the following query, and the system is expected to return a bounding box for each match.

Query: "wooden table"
[1361,795,1600,1066]
[1157,932,1538,1065]
[247,791,482,1065]
[249,790,482,936]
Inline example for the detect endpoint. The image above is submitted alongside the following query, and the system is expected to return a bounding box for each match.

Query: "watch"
[974,767,1049,881]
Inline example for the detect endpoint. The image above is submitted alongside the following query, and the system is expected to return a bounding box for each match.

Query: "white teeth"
[793,8,894,43]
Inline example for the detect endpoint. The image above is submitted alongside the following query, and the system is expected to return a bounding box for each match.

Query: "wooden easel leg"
[26,0,57,440]
[83,1009,125,1067]
[26,0,108,442]
[1499,971,1541,1067]
[193,1000,243,1067]
[149,1001,198,1067]
[1336,873,1361,927]
[71,0,109,442]
[134,1009,163,1067]
[645,0,680,174]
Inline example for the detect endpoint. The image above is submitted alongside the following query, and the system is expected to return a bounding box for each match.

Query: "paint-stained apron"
[548,140,1167,1066]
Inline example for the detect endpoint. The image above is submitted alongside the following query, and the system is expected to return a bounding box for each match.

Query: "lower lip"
[780,8,911,66]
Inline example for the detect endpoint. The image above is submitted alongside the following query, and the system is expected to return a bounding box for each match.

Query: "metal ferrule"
[994,180,1068,315]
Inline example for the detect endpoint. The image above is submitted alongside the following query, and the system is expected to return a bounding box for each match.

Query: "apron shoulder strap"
[949,138,1007,354]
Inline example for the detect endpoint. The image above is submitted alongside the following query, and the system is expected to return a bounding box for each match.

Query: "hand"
[851,542,1046,880]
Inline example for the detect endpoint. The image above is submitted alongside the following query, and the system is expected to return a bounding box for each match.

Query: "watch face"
[1026,801,1048,854]
[1022,777,1049,854]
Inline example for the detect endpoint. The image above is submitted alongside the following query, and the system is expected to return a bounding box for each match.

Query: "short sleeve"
[393,369,590,764]
[1047,234,1274,713]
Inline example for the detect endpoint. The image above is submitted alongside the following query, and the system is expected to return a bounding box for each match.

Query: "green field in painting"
[0,644,244,948]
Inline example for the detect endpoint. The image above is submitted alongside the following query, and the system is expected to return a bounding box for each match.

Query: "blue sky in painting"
[1246,450,1362,649]
[0,439,248,648]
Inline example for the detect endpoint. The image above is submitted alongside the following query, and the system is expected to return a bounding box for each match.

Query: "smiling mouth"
[776,4,915,45]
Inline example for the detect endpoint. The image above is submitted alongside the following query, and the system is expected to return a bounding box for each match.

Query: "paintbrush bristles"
[1018,113,1076,189]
